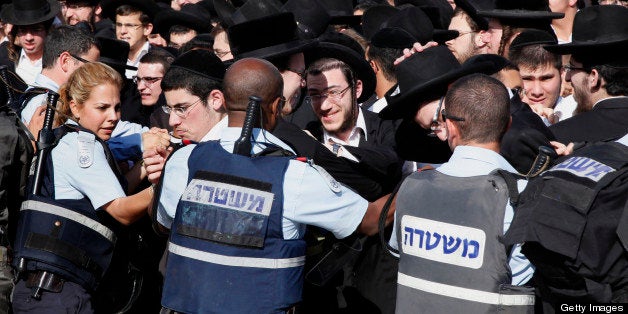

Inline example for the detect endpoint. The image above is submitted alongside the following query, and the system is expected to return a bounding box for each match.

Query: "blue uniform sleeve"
[20,94,46,125]
[107,121,149,161]
[52,133,126,210]
[156,145,194,229]
[282,160,368,240]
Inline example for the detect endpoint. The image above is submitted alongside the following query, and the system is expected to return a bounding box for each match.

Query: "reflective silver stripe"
[21,200,116,243]
[168,242,305,269]
[398,272,535,306]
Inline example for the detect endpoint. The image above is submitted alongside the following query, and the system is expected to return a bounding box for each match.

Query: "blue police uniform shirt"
[390,145,534,286]
[157,127,368,240]
[21,74,59,125]
[51,121,126,210]
[618,133,628,146]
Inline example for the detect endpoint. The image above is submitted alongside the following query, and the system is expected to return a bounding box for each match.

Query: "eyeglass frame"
[562,64,590,75]
[133,76,163,86]
[69,53,91,64]
[454,30,477,38]
[441,109,465,122]
[115,22,144,30]
[428,97,445,137]
[307,85,352,103]
[162,98,203,118]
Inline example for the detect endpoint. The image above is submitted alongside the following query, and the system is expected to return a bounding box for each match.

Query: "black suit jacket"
[550,97,628,144]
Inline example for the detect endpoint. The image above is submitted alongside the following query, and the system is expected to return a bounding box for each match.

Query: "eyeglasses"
[441,109,465,122]
[115,22,143,30]
[133,76,163,86]
[428,97,445,137]
[308,86,352,103]
[454,30,476,38]
[162,98,202,118]
[562,64,590,74]
[70,54,90,64]
[285,67,306,79]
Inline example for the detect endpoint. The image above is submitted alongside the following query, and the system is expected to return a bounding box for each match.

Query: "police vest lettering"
[553,156,615,182]
[401,216,485,269]
[183,178,273,216]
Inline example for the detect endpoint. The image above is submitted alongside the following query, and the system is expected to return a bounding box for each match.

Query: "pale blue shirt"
[157,127,368,240]
[21,74,59,125]
[390,145,534,286]
[51,122,126,210]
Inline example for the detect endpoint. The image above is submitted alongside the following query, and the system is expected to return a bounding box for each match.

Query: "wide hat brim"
[0,0,60,25]
[454,0,491,30]
[101,0,162,21]
[544,39,628,56]
[433,29,459,44]
[154,10,213,41]
[477,9,564,20]
[305,41,376,103]
[235,38,317,61]
[380,58,493,120]
[100,57,138,70]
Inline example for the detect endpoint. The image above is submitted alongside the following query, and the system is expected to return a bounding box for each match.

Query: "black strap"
[150,143,187,237]
[25,232,102,275]
[494,169,523,208]
[379,171,415,257]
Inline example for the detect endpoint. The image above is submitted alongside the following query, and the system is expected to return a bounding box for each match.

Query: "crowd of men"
[0,0,626,313]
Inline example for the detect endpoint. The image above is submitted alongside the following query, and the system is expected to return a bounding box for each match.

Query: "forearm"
[102,186,153,225]
[124,160,147,193]
[358,193,395,236]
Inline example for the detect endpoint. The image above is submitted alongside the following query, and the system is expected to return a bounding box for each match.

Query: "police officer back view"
[390,74,535,313]
[157,58,389,313]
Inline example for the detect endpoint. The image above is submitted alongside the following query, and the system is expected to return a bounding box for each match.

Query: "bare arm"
[358,193,396,236]
[101,186,152,225]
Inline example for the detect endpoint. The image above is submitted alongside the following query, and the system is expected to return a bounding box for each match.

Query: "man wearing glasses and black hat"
[546,5,628,145]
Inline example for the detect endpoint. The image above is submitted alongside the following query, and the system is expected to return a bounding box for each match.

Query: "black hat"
[170,49,226,81]
[477,0,564,20]
[101,0,162,21]
[66,0,100,5]
[230,0,283,25]
[228,12,317,61]
[370,27,417,49]
[383,6,458,45]
[96,36,138,71]
[544,6,628,59]
[213,0,237,26]
[318,0,362,26]
[462,53,514,75]
[282,0,331,39]
[380,45,490,119]
[509,29,556,51]
[395,0,454,31]
[0,0,60,25]
[361,5,399,40]
[454,0,495,30]
[305,40,376,103]
[154,3,213,41]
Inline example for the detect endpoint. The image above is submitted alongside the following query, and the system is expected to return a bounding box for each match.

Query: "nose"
[529,81,543,97]
[168,112,180,128]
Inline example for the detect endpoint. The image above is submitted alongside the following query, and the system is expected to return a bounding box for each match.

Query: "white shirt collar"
[200,116,229,142]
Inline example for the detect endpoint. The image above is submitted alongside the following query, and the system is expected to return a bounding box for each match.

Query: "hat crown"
[396,46,459,94]
[383,6,434,45]
[282,0,330,39]
[318,0,353,16]
[13,0,50,11]
[572,6,628,44]
[171,49,225,81]
[228,12,300,57]
[231,0,283,25]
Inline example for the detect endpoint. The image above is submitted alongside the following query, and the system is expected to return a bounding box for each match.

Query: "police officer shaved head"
[444,74,511,145]
[224,58,284,112]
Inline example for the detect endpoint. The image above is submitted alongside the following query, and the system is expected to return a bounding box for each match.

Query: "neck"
[128,40,147,62]
[551,9,576,42]
[25,51,43,62]
[374,75,396,99]
[458,141,501,153]
[41,68,65,87]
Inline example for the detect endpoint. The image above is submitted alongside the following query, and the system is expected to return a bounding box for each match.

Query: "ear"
[368,59,379,73]
[475,30,489,49]
[69,99,80,119]
[568,0,578,7]
[59,51,73,72]
[354,79,363,100]
[445,118,459,148]
[208,89,225,112]
[588,68,602,90]
[143,23,153,37]
[95,5,103,16]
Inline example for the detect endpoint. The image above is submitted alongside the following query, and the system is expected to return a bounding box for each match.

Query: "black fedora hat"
[509,29,556,51]
[96,36,138,71]
[380,45,492,119]
[66,0,100,5]
[230,0,283,25]
[101,0,162,21]
[461,53,515,76]
[282,0,331,39]
[170,49,226,81]
[370,27,417,49]
[228,12,317,61]
[383,6,458,45]
[1,0,60,25]
[154,3,213,41]
[305,40,376,103]
[318,0,362,26]
[477,0,564,20]
[362,5,399,40]
[454,0,495,30]
[544,6,628,56]
[213,0,237,26]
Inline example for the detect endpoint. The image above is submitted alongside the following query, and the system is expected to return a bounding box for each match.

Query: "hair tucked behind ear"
[56,62,123,126]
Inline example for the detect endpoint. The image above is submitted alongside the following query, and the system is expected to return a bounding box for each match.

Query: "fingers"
[393,41,439,66]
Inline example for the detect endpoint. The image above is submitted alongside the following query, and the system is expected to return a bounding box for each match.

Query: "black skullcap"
[170,49,226,81]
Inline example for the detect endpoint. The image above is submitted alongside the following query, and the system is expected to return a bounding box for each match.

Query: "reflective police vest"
[13,125,124,291]
[395,170,535,313]
[504,141,628,302]
[161,141,306,314]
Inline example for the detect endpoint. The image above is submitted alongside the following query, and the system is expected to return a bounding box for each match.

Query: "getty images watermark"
[559,304,625,313]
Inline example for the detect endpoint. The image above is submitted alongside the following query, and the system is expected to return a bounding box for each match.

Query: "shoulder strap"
[16,87,48,116]
[493,169,524,208]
